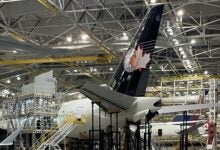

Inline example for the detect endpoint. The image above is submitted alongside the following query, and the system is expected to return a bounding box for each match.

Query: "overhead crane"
[0,54,112,65]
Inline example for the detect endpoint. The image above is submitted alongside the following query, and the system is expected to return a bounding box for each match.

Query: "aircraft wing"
[80,82,136,113]
[158,103,220,114]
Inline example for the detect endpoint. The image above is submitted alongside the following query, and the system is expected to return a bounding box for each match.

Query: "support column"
[135,121,141,150]
[144,117,147,150]
[108,113,113,150]
[91,102,94,149]
[116,112,119,150]
[148,121,152,150]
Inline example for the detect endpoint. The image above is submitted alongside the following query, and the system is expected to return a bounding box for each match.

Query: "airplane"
[136,114,208,137]
[57,4,220,140]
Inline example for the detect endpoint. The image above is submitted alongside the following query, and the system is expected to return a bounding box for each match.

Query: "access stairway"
[0,119,27,146]
[31,123,77,150]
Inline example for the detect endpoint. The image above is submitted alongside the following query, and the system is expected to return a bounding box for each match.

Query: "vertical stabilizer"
[113,5,164,96]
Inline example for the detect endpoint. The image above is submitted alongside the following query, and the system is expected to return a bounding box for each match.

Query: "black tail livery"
[113,5,164,96]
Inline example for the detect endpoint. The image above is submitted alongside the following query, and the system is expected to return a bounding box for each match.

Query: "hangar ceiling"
[0,0,220,94]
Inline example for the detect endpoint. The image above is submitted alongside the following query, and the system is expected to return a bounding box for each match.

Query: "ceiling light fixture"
[180,51,185,55]
[190,39,196,44]
[177,9,184,16]
[6,79,11,84]
[109,67,113,71]
[13,50,17,53]
[78,94,82,99]
[16,76,21,81]
[167,28,172,32]
[150,0,156,3]
[169,32,174,36]
[123,32,127,37]
[122,32,129,40]
[204,70,208,75]
[81,34,89,40]
[179,47,183,52]
[66,36,72,42]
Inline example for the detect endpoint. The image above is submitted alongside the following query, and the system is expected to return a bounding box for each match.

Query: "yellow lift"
[0,54,112,65]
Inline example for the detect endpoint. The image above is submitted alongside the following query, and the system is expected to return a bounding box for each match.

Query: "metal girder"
[37,0,59,15]
[0,23,39,45]
[0,55,112,65]
[78,25,117,58]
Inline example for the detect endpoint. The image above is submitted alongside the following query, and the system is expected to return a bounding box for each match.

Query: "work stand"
[89,102,121,150]
[180,111,188,150]
[124,120,146,150]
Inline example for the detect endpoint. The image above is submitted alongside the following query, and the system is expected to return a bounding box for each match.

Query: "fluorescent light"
[6,79,11,84]
[109,67,113,71]
[122,32,129,40]
[179,47,183,52]
[150,0,156,3]
[191,39,196,44]
[123,32,127,37]
[74,69,78,72]
[204,70,208,75]
[169,32,174,35]
[81,34,89,40]
[66,36,72,42]
[16,76,21,80]
[167,28,172,32]
[78,94,82,99]
[177,9,184,16]
[13,50,17,53]
[93,68,97,72]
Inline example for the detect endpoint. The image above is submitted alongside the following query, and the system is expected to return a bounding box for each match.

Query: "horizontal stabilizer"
[158,103,220,114]
[81,83,136,111]
[178,122,204,135]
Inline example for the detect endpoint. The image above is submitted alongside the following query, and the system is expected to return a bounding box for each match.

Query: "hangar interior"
[0,0,220,150]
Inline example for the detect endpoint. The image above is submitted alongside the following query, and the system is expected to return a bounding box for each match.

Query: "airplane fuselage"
[57,97,160,138]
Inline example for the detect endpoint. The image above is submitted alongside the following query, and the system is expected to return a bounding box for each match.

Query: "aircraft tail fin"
[112,5,164,96]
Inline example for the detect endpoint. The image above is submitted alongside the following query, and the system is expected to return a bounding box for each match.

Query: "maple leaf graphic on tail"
[124,46,151,72]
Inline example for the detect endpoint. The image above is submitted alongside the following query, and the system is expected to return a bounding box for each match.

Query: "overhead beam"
[37,0,59,15]
[0,55,112,65]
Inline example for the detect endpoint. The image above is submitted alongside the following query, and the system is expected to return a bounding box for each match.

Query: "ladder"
[37,123,77,150]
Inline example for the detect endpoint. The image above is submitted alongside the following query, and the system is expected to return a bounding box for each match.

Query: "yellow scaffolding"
[161,75,220,82]
[63,114,86,124]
